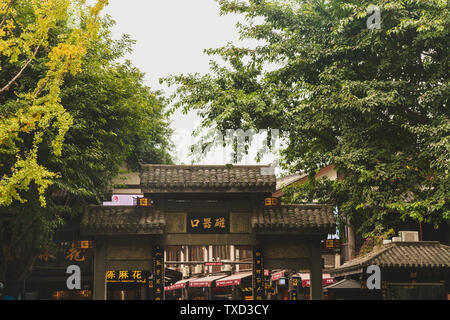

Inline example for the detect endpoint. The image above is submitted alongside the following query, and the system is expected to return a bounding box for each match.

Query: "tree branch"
[0,0,14,30]
[0,44,40,94]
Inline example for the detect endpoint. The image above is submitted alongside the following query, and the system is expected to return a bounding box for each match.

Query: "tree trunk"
[347,224,356,260]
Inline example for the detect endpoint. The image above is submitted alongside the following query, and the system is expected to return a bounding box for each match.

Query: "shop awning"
[188,274,228,288]
[296,273,336,287]
[271,270,287,281]
[216,272,253,287]
[164,278,192,291]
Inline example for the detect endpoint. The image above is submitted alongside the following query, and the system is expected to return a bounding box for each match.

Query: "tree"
[165,0,449,237]
[0,12,173,297]
[0,0,107,207]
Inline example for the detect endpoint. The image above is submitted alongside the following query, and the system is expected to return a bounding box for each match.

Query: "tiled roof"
[140,165,276,193]
[330,241,450,277]
[252,204,336,232]
[81,206,165,235]
[275,173,307,190]
[325,279,361,290]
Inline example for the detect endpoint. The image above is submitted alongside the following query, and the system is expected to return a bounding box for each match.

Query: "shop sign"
[291,291,298,300]
[264,197,280,206]
[153,245,164,300]
[38,241,93,264]
[66,245,86,262]
[253,247,265,300]
[76,240,93,249]
[137,197,153,207]
[271,270,287,281]
[324,239,340,251]
[106,270,149,283]
[187,213,229,234]
[301,277,336,287]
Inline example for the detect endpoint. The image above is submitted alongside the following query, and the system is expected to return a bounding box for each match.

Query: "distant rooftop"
[330,241,450,278]
[275,173,308,190]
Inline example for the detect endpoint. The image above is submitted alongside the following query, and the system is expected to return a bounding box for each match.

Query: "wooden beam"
[162,234,256,246]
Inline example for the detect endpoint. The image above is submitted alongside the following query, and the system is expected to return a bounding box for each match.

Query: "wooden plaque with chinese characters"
[230,213,250,233]
[106,270,149,283]
[187,212,230,234]
[253,247,265,300]
[152,245,164,300]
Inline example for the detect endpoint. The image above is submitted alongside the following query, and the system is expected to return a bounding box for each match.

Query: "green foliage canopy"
[165,0,449,235]
[0,13,173,287]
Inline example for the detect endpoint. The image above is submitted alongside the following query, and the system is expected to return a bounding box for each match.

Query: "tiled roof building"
[140,164,276,192]
[252,204,335,233]
[330,241,450,278]
[81,206,165,235]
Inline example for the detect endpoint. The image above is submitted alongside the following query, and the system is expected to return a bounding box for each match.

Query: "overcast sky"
[102,0,279,167]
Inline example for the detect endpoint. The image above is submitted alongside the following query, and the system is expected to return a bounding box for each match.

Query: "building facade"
[329,240,450,300]
[81,164,335,300]
[19,164,336,300]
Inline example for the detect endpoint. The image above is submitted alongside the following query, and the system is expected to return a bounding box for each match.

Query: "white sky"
[102,0,279,168]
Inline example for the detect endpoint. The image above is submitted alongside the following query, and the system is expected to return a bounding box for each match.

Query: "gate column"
[309,238,323,300]
[93,236,107,300]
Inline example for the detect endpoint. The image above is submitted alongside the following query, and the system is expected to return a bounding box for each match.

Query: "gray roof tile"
[330,241,450,277]
[81,206,165,235]
[252,204,336,231]
[140,165,276,192]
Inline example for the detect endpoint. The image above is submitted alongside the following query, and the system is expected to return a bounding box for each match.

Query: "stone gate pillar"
[309,239,323,300]
[93,236,107,300]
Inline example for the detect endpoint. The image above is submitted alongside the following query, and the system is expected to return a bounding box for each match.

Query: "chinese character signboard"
[187,213,229,234]
[106,270,149,283]
[264,197,280,207]
[137,197,153,207]
[66,244,87,262]
[323,239,340,252]
[253,247,265,301]
[152,245,164,300]
[290,277,301,300]
[291,291,298,300]
[76,240,93,249]
[37,241,93,268]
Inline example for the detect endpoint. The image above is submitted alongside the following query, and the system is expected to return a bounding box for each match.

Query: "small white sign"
[102,194,143,206]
